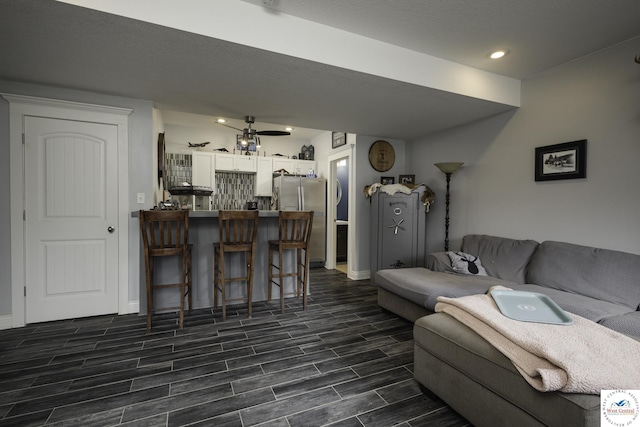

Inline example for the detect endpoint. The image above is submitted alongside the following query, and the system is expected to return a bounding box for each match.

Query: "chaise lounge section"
[374,234,640,427]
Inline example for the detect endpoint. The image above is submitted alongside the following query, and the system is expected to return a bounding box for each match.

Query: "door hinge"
[23,210,26,221]
[22,133,25,144]
[24,286,26,297]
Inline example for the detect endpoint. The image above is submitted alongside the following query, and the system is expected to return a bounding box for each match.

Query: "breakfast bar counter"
[133,210,304,314]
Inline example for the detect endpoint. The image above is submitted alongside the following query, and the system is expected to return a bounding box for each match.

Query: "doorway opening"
[335,158,349,274]
[327,144,353,278]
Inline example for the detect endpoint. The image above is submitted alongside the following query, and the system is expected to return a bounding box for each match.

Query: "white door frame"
[3,94,132,328]
[326,143,355,279]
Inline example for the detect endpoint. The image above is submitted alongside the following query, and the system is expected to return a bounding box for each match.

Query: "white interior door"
[24,116,119,323]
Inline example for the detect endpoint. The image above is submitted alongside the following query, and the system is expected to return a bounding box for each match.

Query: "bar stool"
[268,210,314,313]
[139,209,192,333]
[213,210,259,321]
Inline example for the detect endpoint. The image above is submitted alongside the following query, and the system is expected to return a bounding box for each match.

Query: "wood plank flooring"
[0,269,471,426]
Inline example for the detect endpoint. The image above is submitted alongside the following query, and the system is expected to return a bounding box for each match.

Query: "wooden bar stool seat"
[268,211,314,313]
[139,209,193,333]
[213,210,259,321]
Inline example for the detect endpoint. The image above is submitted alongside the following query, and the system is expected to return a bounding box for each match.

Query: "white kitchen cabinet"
[192,151,216,190]
[255,157,273,197]
[215,153,257,172]
[272,158,316,175]
[295,159,316,175]
[272,157,295,173]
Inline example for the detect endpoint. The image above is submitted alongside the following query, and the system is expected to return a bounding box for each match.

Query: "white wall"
[408,36,640,255]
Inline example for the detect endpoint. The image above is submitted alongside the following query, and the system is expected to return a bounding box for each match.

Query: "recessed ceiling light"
[285,127,293,132]
[489,49,509,59]
[216,118,226,123]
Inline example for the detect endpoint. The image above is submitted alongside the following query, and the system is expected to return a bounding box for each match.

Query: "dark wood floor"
[0,269,471,427]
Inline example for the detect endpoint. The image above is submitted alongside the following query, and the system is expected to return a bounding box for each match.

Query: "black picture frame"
[157,132,165,185]
[332,132,346,148]
[535,139,587,182]
[381,176,395,185]
[399,174,415,184]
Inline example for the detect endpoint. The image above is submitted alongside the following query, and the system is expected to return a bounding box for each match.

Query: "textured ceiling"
[242,0,640,79]
[1,0,638,140]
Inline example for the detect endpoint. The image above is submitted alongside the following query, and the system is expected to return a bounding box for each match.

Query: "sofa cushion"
[446,251,488,276]
[598,311,640,339]
[461,235,539,284]
[375,268,515,311]
[526,241,640,310]
[426,252,456,273]
[512,284,634,323]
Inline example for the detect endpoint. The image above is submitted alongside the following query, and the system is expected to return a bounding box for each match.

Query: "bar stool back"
[214,210,259,320]
[139,209,192,333]
[268,210,314,313]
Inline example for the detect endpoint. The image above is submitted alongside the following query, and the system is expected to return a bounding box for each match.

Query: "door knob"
[108,226,115,233]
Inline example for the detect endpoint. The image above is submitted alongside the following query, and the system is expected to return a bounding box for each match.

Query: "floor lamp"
[434,162,464,251]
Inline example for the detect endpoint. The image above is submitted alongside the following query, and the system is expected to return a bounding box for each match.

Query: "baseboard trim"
[0,301,141,330]
[125,300,140,315]
[349,269,371,281]
[0,314,14,330]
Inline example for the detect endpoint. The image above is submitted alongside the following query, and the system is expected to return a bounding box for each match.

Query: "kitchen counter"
[133,209,305,314]
[131,209,278,218]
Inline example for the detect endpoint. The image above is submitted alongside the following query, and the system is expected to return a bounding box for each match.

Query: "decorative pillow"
[446,251,488,276]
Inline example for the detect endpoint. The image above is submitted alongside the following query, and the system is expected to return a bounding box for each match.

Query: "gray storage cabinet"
[370,186,427,276]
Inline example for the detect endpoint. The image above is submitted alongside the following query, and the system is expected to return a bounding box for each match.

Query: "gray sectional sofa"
[374,234,640,427]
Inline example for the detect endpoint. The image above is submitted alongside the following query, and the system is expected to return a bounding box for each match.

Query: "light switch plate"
[137,193,145,204]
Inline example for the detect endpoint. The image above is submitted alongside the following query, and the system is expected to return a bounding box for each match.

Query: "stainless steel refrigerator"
[273,174,326,267]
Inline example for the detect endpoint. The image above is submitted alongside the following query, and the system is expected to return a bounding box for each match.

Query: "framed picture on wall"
[535,139,587,181]
[332,132,346,148]
[399,174,415,184]
[381,176,395,185]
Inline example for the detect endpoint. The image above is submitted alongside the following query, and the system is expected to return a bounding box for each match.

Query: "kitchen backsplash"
[165,153,270,210]
[165,153,192,189]
[215,172,271,210]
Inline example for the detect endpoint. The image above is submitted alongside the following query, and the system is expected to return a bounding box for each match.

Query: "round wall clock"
[368,140,395,172]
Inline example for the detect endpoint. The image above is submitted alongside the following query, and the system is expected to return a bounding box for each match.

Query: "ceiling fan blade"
[217,122,244,132]
[256,130,291,136]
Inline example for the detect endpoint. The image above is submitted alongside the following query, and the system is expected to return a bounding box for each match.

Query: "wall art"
[535,139,587,181]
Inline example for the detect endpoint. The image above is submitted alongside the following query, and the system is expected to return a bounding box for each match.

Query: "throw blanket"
[435,288,640,394]
[363,183,436,212]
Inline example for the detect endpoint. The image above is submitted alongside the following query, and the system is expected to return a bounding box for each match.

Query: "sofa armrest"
[426,252,456,273]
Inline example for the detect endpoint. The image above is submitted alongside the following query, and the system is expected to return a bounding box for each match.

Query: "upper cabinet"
[215,153,257,172]
[255,157,273,197]
[192,151,216,190]
[295,159,316,175]
[272,157,294,173]
[272,158,316,175]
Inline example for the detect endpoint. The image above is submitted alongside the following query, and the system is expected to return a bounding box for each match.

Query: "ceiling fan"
[217,115,291,145]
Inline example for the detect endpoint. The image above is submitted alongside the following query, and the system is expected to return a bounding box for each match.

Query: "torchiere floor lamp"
[434,162,464,251]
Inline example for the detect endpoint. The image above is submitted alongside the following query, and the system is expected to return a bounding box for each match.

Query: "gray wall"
[0,96,10,314]
[408,36,640,256]
[0,81,154,317]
